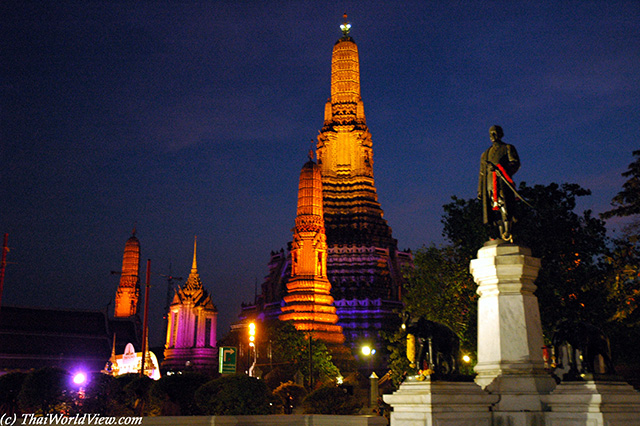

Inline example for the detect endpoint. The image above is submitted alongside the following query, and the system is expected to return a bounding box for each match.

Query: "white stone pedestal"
[383,379,498,426]
[542,380,640,426]
[470,241,556,424]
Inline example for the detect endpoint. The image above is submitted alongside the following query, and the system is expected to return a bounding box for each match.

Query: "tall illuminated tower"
[241,16,412,360]
[316,16,412,350]
[280,156,344,345]
[114,230,140,318]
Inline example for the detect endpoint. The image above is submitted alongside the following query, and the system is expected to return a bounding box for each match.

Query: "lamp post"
[361,345,377,408]
[248,322,257,376]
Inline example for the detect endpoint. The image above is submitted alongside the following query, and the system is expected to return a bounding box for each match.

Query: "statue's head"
[489,125,504,142]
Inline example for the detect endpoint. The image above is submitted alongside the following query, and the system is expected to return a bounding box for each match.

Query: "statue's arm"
[478,152,487,199]
[507,145,521,175]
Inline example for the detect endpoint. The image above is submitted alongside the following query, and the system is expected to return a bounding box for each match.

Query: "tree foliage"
[195,374,272,415]
[403,245,477,351]
[17,367,71,414]
[442,182,612,338]
[600,150,640,327]
[273,381,307,413]
[268,322,340,388]
[75,373,119,416]
[302,386,362,414]
[149,372,209,415]
[605,229,640,325]
[0,372,26,415]
[601,150,640,219]
[513,183,612,333]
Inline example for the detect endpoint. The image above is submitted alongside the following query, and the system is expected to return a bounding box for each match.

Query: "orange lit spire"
[317,17,394,248]
[114,229,141,317]
[280,156,344,345]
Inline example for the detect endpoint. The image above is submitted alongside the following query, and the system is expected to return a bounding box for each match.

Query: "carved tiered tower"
[114,230,140,318]
[240,17,411,359]
[163,237,218,373]
[316,16,412,351]
[280,157,345,345]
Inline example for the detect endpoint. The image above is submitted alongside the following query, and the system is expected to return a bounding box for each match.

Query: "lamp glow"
[73,372,87,385]
[361,345,372,356]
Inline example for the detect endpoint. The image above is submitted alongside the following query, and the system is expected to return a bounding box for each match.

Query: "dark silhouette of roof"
[0,306,133,373]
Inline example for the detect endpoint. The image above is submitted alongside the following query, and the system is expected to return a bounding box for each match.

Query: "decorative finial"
[340,13,351,36]
[191,236,198,272]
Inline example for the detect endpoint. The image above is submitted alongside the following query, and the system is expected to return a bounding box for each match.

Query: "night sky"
[2,2,639,347]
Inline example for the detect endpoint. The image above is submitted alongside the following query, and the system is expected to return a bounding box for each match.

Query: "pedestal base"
[542,380,640,426]
[383,380,498,426]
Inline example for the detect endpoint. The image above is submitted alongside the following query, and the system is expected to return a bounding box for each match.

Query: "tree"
[605,231,640,325]
[599,151,640,365]
[149,372,209,415]
[273,381,307,414]
[0,372,26,415]
[195,374,272,415]
[268,322,340,389]
[513,183,612,333]
[302,386,361,414]
[402,245,478,352]
[601,150,640,219]
[74,373,118,416]
[412,182,612,345]
[18,367,71,414]
[600,150,640,325]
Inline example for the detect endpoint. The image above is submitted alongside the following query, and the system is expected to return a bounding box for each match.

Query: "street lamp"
[361,345,377,408]
[361,345,376,357]
[248,322,257,376]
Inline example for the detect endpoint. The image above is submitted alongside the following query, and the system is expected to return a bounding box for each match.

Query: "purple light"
[73,372,87,385]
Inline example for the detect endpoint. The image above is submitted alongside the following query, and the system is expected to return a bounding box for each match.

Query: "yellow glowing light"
[248,322,256,342]
[361,345,372,356]
[462,354,471,363]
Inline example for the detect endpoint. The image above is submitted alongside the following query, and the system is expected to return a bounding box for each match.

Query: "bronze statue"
[404,314,460,377]
[478,125,520,241]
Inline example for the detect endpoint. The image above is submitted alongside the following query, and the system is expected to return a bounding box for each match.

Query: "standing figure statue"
[478,125,521,241]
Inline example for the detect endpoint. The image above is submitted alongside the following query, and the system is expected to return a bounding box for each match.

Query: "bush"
[75,373,118,415]
[302,385,362,414]
[273,381,306,414]
[18,367,70,414]
[150,373,209,415]
[0,371,26,415]
[112,374,154,416]
[195,374,272,415]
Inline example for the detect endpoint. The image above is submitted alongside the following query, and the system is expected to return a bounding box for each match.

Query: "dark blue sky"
[2,1,639,347]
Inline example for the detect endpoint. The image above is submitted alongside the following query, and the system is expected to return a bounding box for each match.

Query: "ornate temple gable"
[170,237,217,311]
[183,237,203,292]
